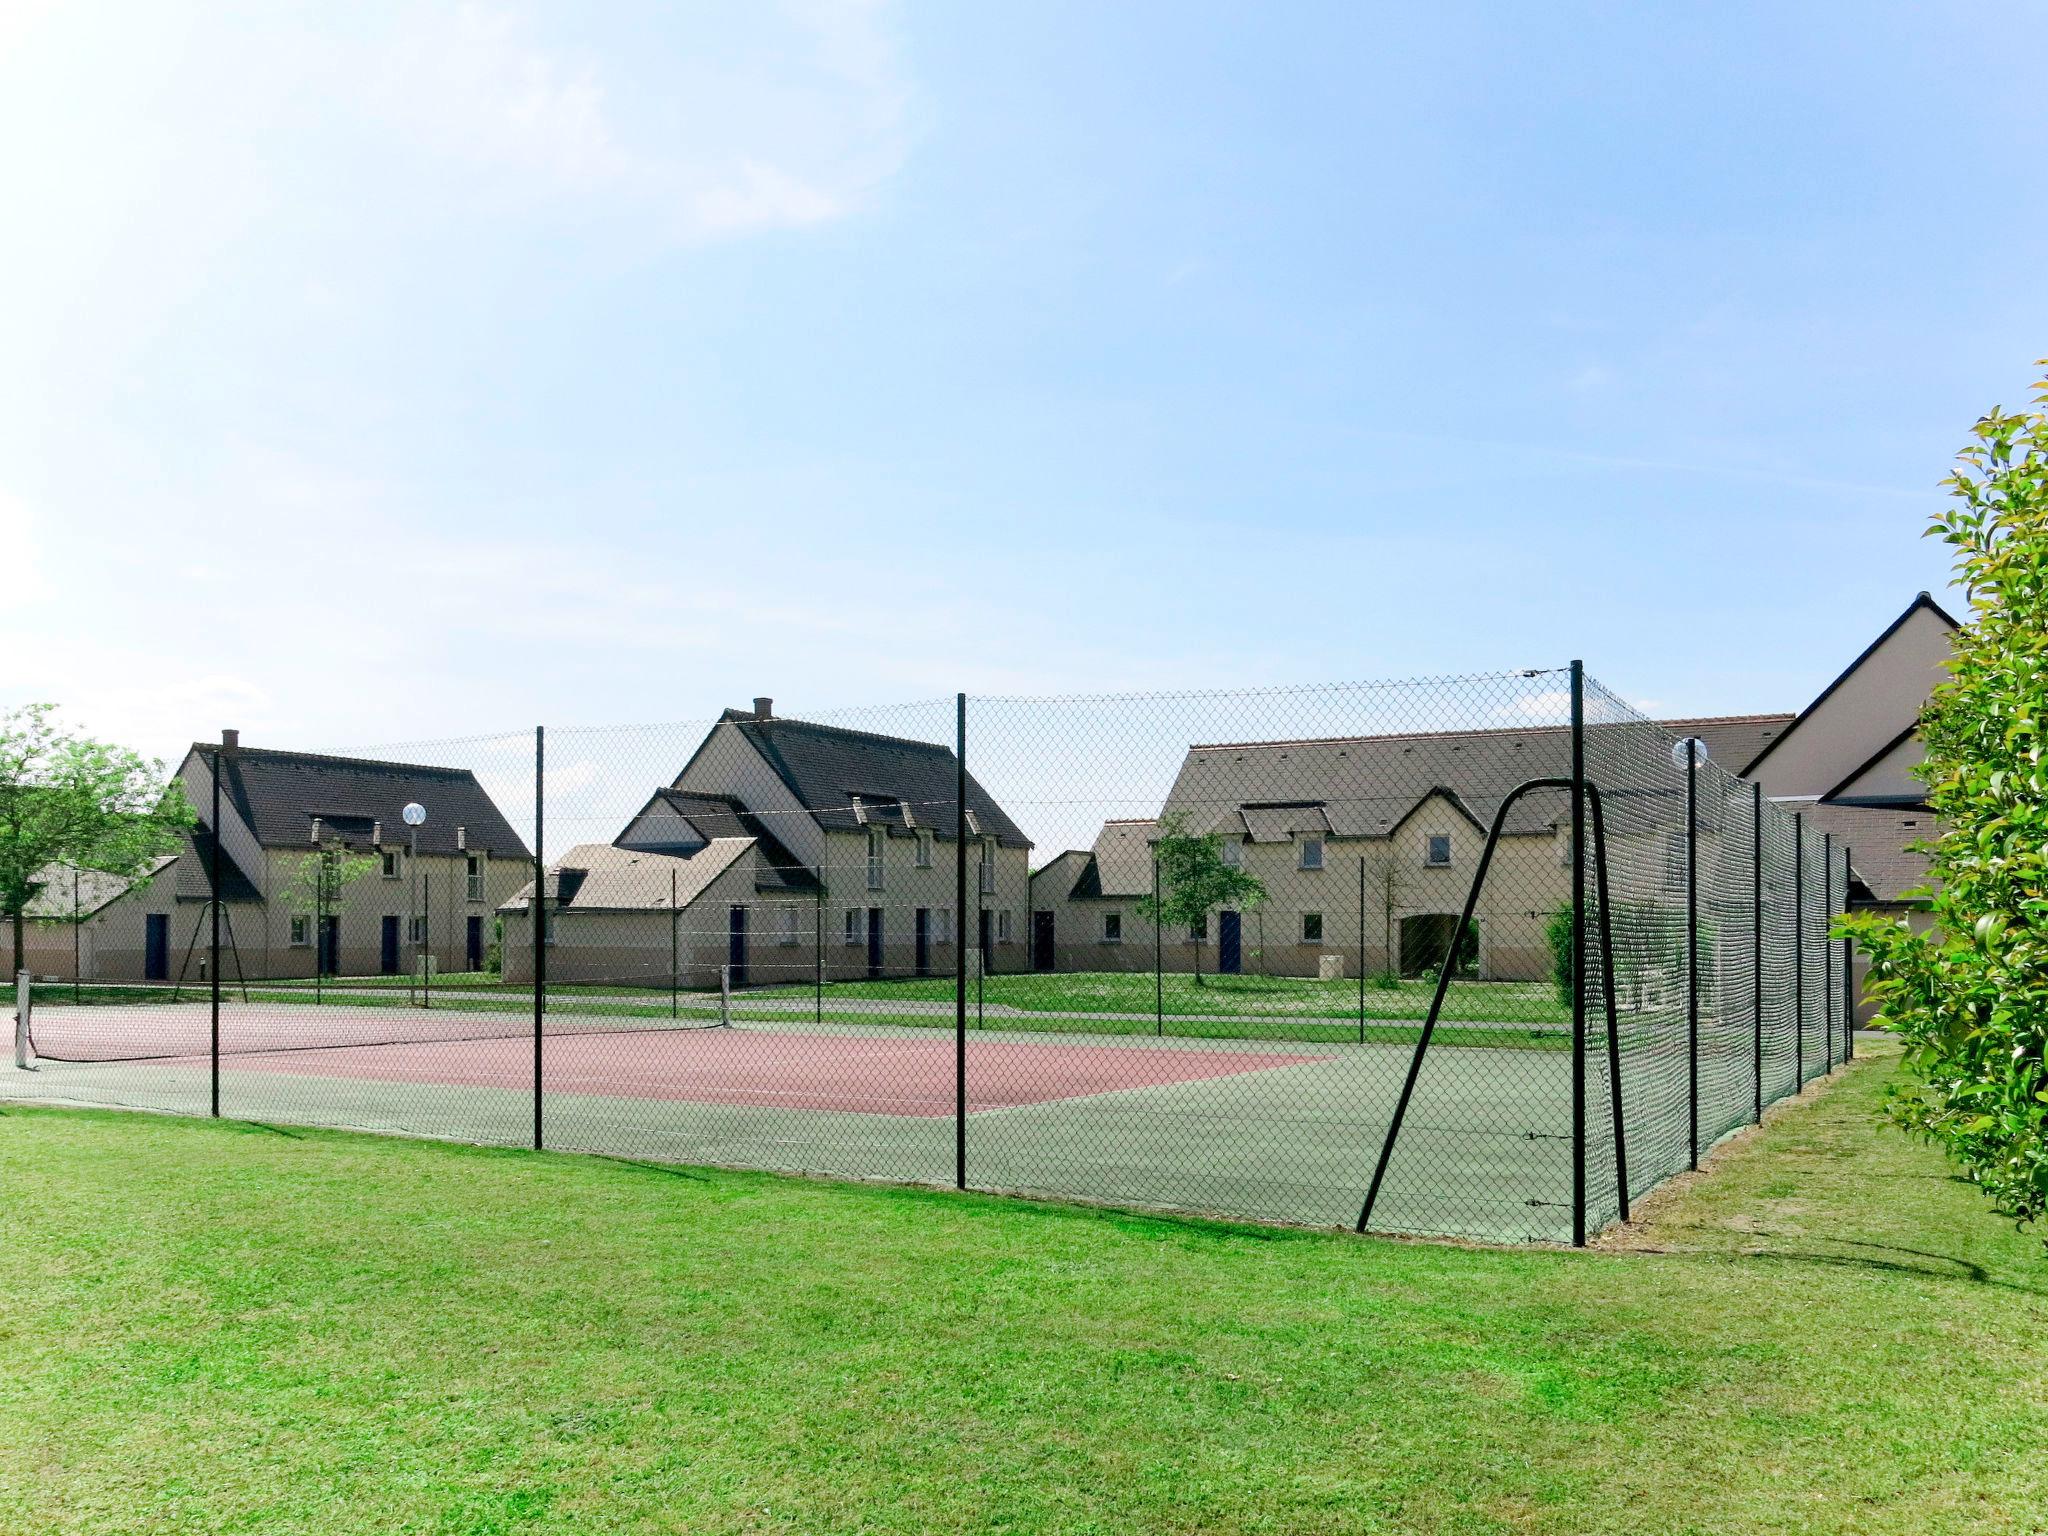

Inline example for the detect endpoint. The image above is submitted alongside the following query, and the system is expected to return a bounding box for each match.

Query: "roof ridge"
[192,743,483,780]
[734,715,954,756]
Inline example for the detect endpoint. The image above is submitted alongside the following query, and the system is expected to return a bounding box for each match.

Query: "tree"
[1367,847,1410,986]
[0,705,193,976]
[1137,814,1267,986]
[277,841,378,984]
[1839,362,2048,1237]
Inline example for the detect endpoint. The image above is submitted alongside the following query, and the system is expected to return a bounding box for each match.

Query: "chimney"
[372,819,383,846]
[310,817,322,845]
[753,697,773,720]
[221,728,240,752]
[456,825,467,851]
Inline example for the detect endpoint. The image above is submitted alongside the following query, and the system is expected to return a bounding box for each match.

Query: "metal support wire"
[1356,775,1627,1240]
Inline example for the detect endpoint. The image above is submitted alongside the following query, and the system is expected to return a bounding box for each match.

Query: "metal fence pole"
[210,745,221,1119]
[1793,811,1805,1090]
[814,866,824,1027]
[1152,854,1162,1036]
[1843,844,1855,1061]
[1357,854,1366,1046]
[1569,660,1587,1247]
[1751,780,1763,1124]
[532,725,544,1152]
[670,867,679,1020]
[1821,832,1833,1071]
[954,692,968,1191]
[1685,738,1699,1169]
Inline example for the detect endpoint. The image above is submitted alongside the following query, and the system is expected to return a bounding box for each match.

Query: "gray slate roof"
[19,857,177,919]
[194,745,529,859]
[633,789,820,893]
[1659,715,1798,777]
[172,827,262,903]
[704,712,1030,849]
[503,841,754,914]
[1795,800,1936,904]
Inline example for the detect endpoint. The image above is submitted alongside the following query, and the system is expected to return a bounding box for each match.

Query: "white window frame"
[289,914,311,946]
[843,907,864,946]
[915,831,933,869]
[466,852,485,902]
[936,906,953,945]
[867,828,885,891]
[779,905,801,946]
[1221,840,1243,868]
[996,909,1012,943]
[1301,911,1324,944]
[979,839,997,894]
[1425,834,1452,868]
[1102,912,1123,944]
[1299,836,1324,871]
[407,914,427,944]
[382,849,401,879]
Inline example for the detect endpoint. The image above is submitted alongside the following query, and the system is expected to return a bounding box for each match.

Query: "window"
[867,828,885,890]
[1102,912,1123,944]
[996,910,1012,943]
[979,839,997,893]
[382,850,401,879]
[1301,912,1324,944]
[408,915,427,944]
[936,906,953,944]
[1426,834,1451,867]
[779,905,801,946]
[1221,840,1242,867]
[915,832,932,869]
[843,907,864,946]
[289,915,311,946]
[1558,832,1575,867]
[1189,914,1207,942]
[466,853,484,901]
[1299,837,1324,871]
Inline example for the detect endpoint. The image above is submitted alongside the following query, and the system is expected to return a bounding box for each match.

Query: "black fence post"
[1793,811,1805,1090]
[1152,854,1162,1037]
[814,866,824,1027]
[1843,844,1855,1061]
[1751,780,1763,1124]
[209,745,221,1119]
[1357,854,1366,1046]
[533,725,544,1153]
[669,867,679,1021]
[954,692,968,1191]
[1569,660,1587,1248]
[1685,738,1699,1169]
[1821,832,1833,1070]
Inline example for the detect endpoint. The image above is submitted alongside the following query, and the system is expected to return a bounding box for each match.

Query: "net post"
[13,970,28,1069]
[1793,811,1805,1089]
[210,745,221,1119]
[954,692,968,1191]
[1685,737,1699,1169]
[532,725,544,1153]
[1751,780,1763,1124]
[1569,660,1587,1247]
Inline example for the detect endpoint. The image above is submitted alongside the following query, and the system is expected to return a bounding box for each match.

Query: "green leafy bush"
[1546,904,1574,1009]
[1839,363,2048,1238]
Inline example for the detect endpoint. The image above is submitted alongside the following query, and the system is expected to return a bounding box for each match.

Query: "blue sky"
[3,1,2044,771]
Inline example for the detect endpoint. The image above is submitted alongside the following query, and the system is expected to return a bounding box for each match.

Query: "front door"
[1218,910,1242,975]
[466,915,484,973]
[1031,911,1055,972]
[380,915,401,976]
[727,906,748,988]
[319,915,340,976]
[866,907,884,978]
[143,914,169,981]
[914,908,931,977]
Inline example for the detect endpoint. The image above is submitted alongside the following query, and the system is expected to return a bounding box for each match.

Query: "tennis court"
[8,988,1586,1242]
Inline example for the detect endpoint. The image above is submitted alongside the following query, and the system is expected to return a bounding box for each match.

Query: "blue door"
[728,906,748,988]
[866,907,883,978]
[319,916,340,976]
[1218,911,1242,975]
[466,915,484,973]
[143,914,170,981]
[380,916,401,976]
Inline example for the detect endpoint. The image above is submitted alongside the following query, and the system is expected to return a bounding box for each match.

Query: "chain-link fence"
[6,665,1858,1245]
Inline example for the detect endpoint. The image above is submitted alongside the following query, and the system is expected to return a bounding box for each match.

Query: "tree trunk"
[1195,914,1204,987]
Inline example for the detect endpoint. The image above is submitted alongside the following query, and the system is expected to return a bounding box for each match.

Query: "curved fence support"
[1356,776,1627,1240]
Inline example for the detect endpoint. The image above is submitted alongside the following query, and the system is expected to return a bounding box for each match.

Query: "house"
[501,699,1032,987]
[1029,716,1786,982]
[23,731,532,982]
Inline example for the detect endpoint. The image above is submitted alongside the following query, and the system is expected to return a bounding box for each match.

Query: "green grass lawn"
[2,1044,2042,1534]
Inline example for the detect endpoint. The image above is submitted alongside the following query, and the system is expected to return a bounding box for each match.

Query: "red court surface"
[230,1029,1333,1117]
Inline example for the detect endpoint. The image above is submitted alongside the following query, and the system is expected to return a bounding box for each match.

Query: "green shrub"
[1839,363,2048,1239]
[1545,905,1574,1009]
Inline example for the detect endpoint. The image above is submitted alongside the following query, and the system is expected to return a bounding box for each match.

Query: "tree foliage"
[1839,363,2048,1236]
[1136,813,1267,985]
[0,704,194,974]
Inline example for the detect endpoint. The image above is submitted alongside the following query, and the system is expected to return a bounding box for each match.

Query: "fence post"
[1843,844,1855,1061]
[1821,832,1833,1070]
[210,745,222,1119]
[954,693,968,1190]
[1751,780,1763,1124]
[1152,854,1162,1037]
[1685,738,1699,1169]
[814,866,824,1027]
[532,725,544,1152]
[1357,854,1367,1046]
[1569,660,1587,1247]
[1793,812,1805,1090]
[14,970,29,1069]
[670,868,679,1020]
